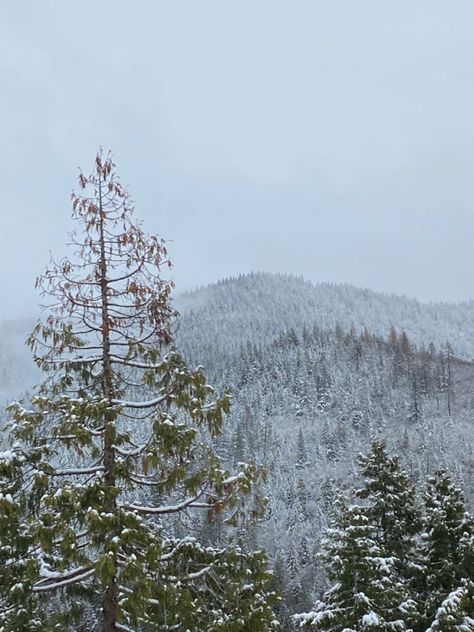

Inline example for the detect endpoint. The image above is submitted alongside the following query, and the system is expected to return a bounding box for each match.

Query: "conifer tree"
[294,501,414,631]
[400,332,414,370]
[440,343,454,417]
[0,152,277,631]
[426,580,474,632]
[356,440,421,567]
[297,478,309,521]
[296,428,309,469]
[417,470,474,629]
[408,372,423,424]
[388,325,398,347]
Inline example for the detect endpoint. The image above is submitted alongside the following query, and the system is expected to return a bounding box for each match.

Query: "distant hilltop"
[177,271,474,359]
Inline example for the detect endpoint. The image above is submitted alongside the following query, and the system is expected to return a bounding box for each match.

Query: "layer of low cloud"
[2,0,474,317]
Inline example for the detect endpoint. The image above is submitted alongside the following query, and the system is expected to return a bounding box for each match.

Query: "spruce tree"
[356,440,421,567]
[0,152,277,631]
[294,501,413,631]
[355,441,422,629]
[296,428,309,469]
[388,325,398,347]
[417,469,474,629]
[426,580,474,632]
[408,372,423,424]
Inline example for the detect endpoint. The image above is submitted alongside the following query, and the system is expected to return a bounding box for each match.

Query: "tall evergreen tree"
[0,152,277,631]
[294,501,414,631]
[408,372,423,424]
[356,440,421,565]
[388,325,398,347]
[417,470,474,629]
[440,343,454,417]
[296,428,309,469]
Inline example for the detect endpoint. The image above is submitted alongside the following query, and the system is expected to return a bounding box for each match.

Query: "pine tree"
[440,343,454,417]
[388,325,398,347]
[356,440,421,566]
[0,448,41,630]
[286,547,300,581]
[400,331,414,370]
[408,372,423,424]
[294,501,413,631]
[0,152,277,631]
[297,478,309,521]
[392,344,406,385]
[426,580,474,632]
[296,428,309,469]
[417,470,474,629]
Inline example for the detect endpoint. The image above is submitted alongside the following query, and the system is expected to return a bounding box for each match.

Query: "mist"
[2,1,474,317]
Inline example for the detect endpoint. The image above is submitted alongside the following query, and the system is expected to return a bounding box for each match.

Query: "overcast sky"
[2,1,474,316]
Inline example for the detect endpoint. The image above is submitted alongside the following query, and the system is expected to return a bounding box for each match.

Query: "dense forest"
[176,273,474,628]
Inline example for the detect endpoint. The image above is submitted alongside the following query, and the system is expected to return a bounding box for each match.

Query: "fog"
[2,1,474,317]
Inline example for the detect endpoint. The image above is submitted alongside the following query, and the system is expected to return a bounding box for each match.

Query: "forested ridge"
[177,273,474,628]
[178,272,474,361]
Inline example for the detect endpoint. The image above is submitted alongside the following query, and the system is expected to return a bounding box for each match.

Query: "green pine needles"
[0,152,278,631]
[295,441,474,632]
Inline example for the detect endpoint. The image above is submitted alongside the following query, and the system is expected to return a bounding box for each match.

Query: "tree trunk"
[98,181,119,631]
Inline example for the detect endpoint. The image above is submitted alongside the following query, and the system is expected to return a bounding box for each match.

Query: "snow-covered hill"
[177,272,474,361]
[175,273,474,625]
[4,271,474,403]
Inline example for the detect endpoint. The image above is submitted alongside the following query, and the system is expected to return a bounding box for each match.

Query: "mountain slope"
[177,272,474,360]
[176,273,474,626]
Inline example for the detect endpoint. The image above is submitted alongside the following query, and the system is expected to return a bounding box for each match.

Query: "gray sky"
[2,1,474,316]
